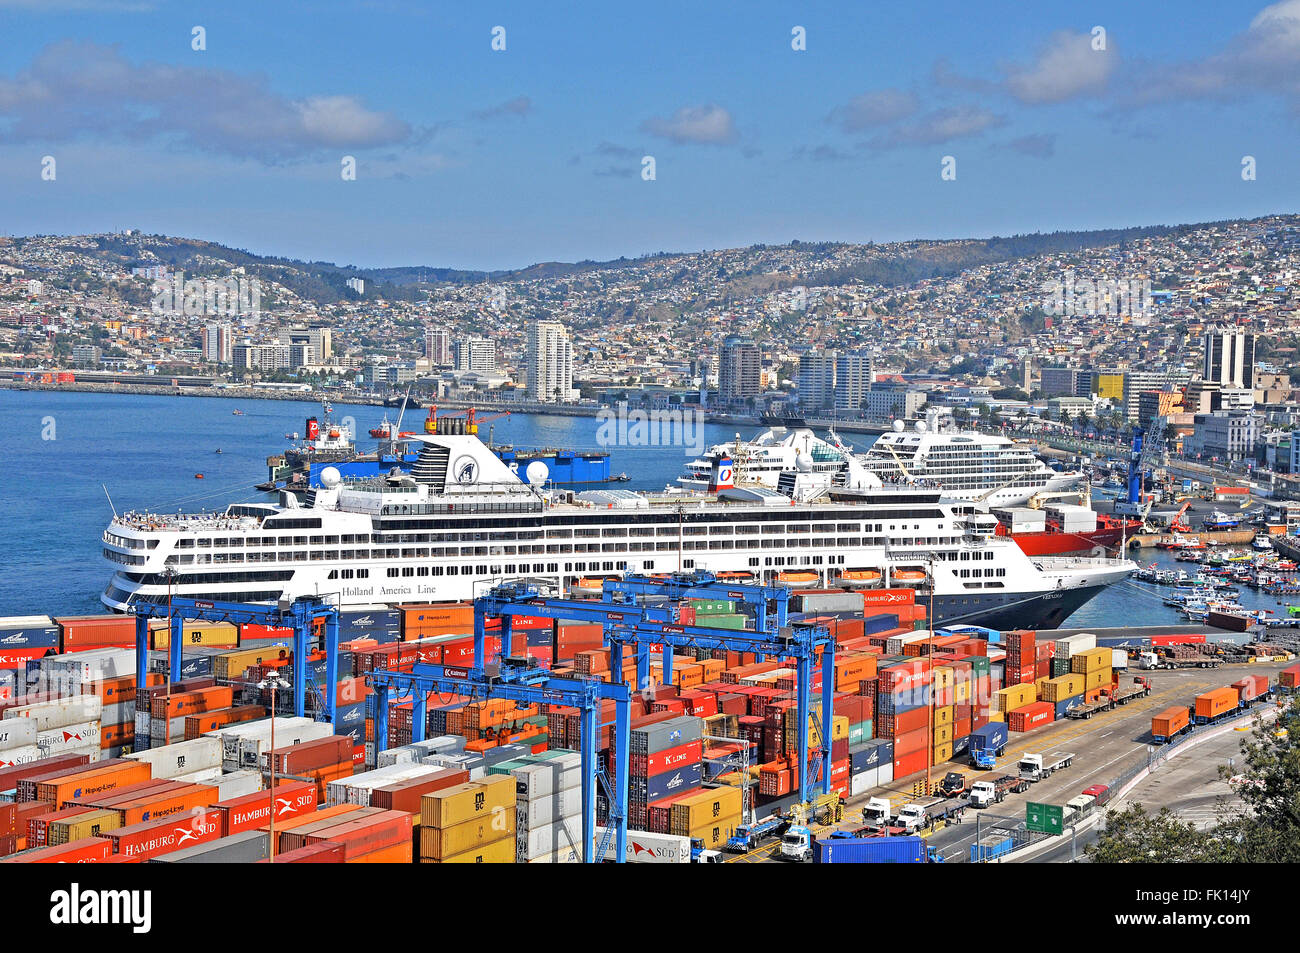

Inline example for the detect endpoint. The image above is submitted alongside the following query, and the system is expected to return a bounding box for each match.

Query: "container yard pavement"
[732,657,1291,864]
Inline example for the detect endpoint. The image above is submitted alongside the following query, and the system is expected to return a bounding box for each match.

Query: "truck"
[1018,750,1075,782]
[936,771,969,798]
[1065,676,1151,719]
[969,722,1009,769]
[811,834,943,864]
[859,797,892,827]
[1138,648,1222,670]
[1063,793,1096,822]
[724,815,788,853]
[896,796,970,831]
[689,838,723,863]
[1150,705,1192,744]
[968,774,1029,807]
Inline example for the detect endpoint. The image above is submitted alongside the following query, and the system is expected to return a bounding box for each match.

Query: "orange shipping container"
[36,762,152,807]
[113,784,218,827]
[1151,706,1190,739]
[1195,686,1239,720]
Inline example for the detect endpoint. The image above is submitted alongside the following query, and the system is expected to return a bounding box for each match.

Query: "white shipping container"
[850,767,878,798]
[173,766,223,784]
[149,716,188,743]
[1054,633,1097,657]
[326,764,436,807]
[36,720,100,755]
[517,784,581,831]
[423,753,486,780]
[0,718,38,749]
[597,827,691,864]
[376,735,462,768]
[517,817,584,861]
[212,769,262,801]
[126,736,222,778]
[512,753,581,800]
[527,847,582,864]
[235,721,332,770]
[101,701,134,726]
[877,762,893,786]
[739,668,794,685]
[0,743,44,767]
[1112,648,1129,670]
[43,649,136,686]
[886,632,929,655]
[4,694,102,731]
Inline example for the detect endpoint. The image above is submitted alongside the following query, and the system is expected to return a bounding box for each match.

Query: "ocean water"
[3,389,1292,630]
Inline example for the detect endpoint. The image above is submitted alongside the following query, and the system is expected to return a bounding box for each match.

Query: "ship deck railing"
[1031,555,1134,570]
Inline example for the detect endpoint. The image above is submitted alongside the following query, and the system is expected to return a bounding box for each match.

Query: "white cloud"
[640,104,738,145]
[0,41,411,161]
[874,105,1004,147]
[827,89,918,131]
[1005,30,1116,104]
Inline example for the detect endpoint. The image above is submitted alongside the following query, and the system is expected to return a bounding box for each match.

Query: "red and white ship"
[997,510,1142,556]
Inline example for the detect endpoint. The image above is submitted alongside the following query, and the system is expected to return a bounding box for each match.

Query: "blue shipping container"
[339,608,401,630]
[969,723,1008,750]
[1054,696,1084,719]
[632,762,704,801]
[951,734,970,756]
[849,739,892,773]
[814,836,926,864]
[970,835,1015,863]
[0,626,59,649]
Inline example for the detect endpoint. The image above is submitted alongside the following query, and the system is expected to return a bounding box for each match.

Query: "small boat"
[215,449,223,454]
[194,473,205,479]
[1254,534,1274,551]
[232,410,244,416]
[775,571,820,588]
[369,416,395,439]
[835,569,883,588]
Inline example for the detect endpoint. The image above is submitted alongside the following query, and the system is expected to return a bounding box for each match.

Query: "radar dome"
[320,466,342,488]
[892,419,906,432]
[795,451,813,472]
[914,420,927,433]
[525,461,550,485]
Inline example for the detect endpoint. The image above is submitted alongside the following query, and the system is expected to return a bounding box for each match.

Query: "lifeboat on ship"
[568,575,617,599]
[713,570,758,584]
[890,569,928,588]
[834,569,883,589]
[775,571,820,589]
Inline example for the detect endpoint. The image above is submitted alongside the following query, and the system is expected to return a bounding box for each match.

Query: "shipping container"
[1151,706,1191,743]
[1194,686,1239,721]
[420,775,515,828]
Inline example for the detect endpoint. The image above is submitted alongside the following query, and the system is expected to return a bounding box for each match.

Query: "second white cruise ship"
[101,420,1132,631]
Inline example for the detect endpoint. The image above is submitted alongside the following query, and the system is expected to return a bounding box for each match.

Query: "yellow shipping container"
[213,645,289,680]
[931,666,954,691]
[670,786,743,834]
[688,811,741,850]
[933,705,954,727]
[953,677,971,704]
[932,724,953,746]
[420,813,515,860]
[421,776,515,828]
[1071,647,1112,674]
[995,684,1035,713]
[48,808,121,846]
[933,741,953,763]
[424,837,517,864]
[988,711,1005,723]
[830,715,849,741]
[150,620,238,650]
[1084,667,1112,690]
[1041,674,1085,703]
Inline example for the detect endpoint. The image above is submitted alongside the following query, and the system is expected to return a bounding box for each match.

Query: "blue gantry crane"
[129,595,340,723]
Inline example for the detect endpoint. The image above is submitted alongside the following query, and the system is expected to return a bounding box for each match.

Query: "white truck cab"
[969,781,997,807]
[895,804,927,831]
[780,825,813,862]
[860,797,892,826]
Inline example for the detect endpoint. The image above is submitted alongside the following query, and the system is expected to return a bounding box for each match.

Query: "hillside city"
[2,215,1299,478]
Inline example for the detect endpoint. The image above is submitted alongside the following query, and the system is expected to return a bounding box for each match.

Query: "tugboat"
[1254,533,1274,551]
[369,415,396,439]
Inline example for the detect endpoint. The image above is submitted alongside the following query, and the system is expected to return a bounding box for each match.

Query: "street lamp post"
[257,672,291,863]
[161,567,178,746]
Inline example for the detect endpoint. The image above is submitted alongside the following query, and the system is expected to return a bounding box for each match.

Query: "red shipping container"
[1007,701,1055,733]
[3,837,113,863]
[103,806,224,861]
[264,736,355,775]
[370,767,468,814]
[631,739,703,778]
[891,726,929,757]
[296,809,411,860]
[893,748,929,781]
[214,780,317,836]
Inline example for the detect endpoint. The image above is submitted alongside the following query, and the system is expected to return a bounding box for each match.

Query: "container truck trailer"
[811,834,942,864]
[1150,706,1192,744]
[969,723,1009,769]
[969,774,1028,807]
[1065,676,1151,719]
[1019,751,1075,782]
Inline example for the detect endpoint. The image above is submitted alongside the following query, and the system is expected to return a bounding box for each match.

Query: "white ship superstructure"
[677,426,852,491]
[101,427,1131,631]
[859,420,1083,507]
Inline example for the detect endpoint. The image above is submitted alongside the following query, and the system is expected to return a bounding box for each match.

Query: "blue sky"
[1,0,1298,269]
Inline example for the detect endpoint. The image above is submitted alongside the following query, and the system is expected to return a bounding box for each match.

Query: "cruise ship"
[100,421,1133,631]
[856,419,1083,507]
[677,426,853,491]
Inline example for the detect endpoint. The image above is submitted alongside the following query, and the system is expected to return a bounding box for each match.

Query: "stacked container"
[506,751,582,863]
[1002,630,1037,686]
[419,775,516,863]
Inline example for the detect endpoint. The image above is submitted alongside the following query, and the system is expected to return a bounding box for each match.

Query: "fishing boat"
[1254,533,1275,551]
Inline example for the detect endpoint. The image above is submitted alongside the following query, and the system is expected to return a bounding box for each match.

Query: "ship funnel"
[707,456,736,493]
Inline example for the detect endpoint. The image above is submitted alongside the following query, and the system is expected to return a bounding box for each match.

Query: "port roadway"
[730,656,1291,863]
